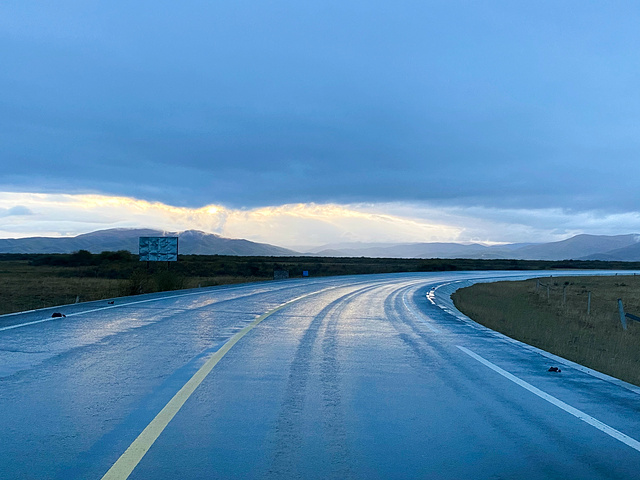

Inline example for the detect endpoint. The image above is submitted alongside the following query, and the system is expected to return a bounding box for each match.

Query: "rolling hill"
[0,229,299,256]
[2,230,640,261]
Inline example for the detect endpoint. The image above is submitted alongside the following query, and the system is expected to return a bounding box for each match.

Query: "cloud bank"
[1,193,639,248]
[2,2,640,220]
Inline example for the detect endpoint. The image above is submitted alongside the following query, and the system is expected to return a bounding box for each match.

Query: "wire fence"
[533,275,640,331]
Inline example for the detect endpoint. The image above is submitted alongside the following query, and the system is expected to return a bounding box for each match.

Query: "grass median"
[452,275,640,386]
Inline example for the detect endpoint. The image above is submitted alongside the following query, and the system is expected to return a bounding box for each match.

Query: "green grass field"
[452,275,640,386]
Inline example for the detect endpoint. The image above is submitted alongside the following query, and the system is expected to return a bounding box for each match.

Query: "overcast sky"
[2,2,640,246]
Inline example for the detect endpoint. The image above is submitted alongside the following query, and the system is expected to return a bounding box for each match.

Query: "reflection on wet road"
[2,271,640,479]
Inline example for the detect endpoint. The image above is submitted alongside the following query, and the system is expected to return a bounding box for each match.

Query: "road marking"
[0,316,66,332]
[457,345,640,453]
[1,277,383,333]
[402,286,441,333]
[0,283,277,333]
[100,287,336,480]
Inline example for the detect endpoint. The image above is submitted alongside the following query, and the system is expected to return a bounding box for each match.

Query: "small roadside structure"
[274,270,289,280]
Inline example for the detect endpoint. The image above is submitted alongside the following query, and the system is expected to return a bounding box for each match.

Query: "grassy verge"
[4,251,640,317]
[0,257,270,315]
[452,275,640,386]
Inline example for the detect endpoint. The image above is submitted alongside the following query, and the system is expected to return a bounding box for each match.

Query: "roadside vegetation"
[452,275,640,386]
[0,251,271,314]
[2,250,640,316]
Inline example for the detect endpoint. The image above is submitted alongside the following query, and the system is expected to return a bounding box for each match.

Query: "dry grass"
[0,259,268,315]
[452,275,640,386]
[0,261,127,314]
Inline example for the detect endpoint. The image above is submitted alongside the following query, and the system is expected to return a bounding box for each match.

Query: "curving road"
[2,271,640,479]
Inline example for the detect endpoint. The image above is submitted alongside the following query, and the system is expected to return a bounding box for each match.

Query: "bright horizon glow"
[2,192,640,248]
[4,4,640,246]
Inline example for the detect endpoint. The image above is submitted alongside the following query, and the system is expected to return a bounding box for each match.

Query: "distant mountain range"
[1,229,640,261]
[0,229,298,256]
[303,234,640,261]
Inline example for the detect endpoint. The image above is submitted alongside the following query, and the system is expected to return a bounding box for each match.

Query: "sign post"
[139,237,179,266]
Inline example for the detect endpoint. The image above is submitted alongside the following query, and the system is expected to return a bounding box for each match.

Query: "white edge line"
[457,345,640,453]
[0,280,334,333]
[0,282,254,320]
[0,276,401,334]
[0,285,255,332]
[433,277,640,396]
[401,286,441,334]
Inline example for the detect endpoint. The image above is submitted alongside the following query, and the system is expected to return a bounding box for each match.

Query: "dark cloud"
[2,1,640,213]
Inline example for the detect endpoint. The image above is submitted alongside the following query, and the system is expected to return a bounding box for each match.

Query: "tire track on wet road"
[267,284,382,479]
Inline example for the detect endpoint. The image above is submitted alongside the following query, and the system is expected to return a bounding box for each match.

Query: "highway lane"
[2,271,640,479]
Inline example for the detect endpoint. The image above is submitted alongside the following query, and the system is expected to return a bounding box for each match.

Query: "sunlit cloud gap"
[0,193,461,245]
[1,192,640,247]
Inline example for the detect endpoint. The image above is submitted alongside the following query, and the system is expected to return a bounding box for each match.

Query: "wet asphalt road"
[2,271,640,479]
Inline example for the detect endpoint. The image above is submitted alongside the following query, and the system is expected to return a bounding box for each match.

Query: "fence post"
[562,285,567,305]
[536,279,540,291]
[618,299,628,330]
[547,285,550,301]
[587,291,591,315]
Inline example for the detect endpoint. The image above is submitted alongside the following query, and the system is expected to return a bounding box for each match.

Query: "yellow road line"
[100,290,331,480]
